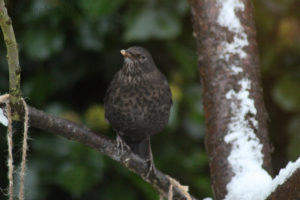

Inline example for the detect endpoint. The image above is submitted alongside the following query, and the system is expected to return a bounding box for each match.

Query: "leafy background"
[0,0,299,199]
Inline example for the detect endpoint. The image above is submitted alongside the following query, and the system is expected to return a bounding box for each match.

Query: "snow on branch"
[217,0,248,74]
[267,159,300,199]
[0,107,8,126]
[190,0,299,198]
[217,0,300,200]
[217,2,272,198]
[224,79,272,200]
[270,157,300,192]
[0,94,9,126]
[190,0,273,198]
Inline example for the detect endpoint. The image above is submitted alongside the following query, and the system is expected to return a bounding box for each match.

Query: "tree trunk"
[188,0,273,199]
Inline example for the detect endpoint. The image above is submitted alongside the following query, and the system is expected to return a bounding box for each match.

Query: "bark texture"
[266,168,300,200]
[0,0,22,120]
[188,0,273,199]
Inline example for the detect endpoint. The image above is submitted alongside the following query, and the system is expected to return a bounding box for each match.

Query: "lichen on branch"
[0,0,22,120]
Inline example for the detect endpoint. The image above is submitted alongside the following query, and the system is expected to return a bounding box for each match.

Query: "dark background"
[0,0,299,199]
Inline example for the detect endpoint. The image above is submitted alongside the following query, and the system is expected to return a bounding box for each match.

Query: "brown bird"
[104,46,172,174]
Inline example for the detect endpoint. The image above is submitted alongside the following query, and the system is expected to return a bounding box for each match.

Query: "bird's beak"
[120,49,132,58]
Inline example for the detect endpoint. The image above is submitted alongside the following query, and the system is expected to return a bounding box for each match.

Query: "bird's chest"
[108,81,161,116]
[105,79,169,129]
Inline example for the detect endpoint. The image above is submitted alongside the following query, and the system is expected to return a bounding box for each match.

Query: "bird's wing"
[167,80,173,105]
[159,73,173,106]
[103,72,120,105]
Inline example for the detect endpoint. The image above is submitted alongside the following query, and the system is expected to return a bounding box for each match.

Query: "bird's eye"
[139,55,146,61]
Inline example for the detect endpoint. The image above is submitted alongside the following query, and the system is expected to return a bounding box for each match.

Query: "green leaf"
[57,164,94,196]
[22,72,54,105]
[76,18,111,50]
[168,100,179,129]
[127,175,158,200]
[167,42,197,81]
[77,21,104,50]
[21,29,64,60]
[79,0,124,18]
[287,116,300,160]
[23,0,55,22]
[14,163,41,200]
[183,151,208,170]
[174,0,189,16]
[84,104,109,130]
[272,76,300,111]
[32,137,104,197]
[124,7,181,41]
[194,177,213,197]
[182,85,205,138]
[102,181,138,200]
[55,143,104,196]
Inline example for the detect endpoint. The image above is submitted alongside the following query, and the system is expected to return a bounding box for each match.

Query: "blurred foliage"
[0,0,299,199]
[253,0,300,173]
[84,104,109,131]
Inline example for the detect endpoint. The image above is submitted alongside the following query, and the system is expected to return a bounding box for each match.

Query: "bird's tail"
[126,137,152,160]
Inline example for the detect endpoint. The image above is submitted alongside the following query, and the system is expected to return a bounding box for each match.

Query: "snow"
[226,77,300,199]
[231,65,243,74]
[0,108,8,126]
[217,0,244,32]
[217,0,249,73]
[215,0,300,199]
[224,79,272,200]
[220,35,248,61]
[215,1,275,198]
[270,157,300,193]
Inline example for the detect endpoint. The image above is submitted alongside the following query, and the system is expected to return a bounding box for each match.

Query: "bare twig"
[0,0,22,120]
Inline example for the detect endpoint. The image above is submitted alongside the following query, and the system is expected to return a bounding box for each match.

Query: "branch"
[27,106,197,200]
[189,0,272,199]
[266,163,300,200]
[0,0,22,120]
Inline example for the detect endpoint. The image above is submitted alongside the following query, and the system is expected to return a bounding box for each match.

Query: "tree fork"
[188,0,273,199]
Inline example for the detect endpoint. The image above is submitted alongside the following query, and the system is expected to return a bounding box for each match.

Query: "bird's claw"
[116,135,130,156]
[145,149,156,178]
[145,159,156,178]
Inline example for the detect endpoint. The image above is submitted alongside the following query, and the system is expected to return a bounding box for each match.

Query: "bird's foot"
[145,157,156,178]
[116,135,130,156]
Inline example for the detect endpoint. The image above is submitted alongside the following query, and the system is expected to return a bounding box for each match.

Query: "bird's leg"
[145,137,156,178]
[145,152,156,178]
[116,133,130,156]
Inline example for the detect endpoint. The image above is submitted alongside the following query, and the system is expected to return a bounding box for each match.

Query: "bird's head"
[120,46,156,76]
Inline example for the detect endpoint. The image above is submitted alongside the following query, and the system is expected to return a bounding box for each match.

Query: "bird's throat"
[122,62,142,76]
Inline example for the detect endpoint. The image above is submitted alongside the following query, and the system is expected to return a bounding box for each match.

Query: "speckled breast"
[105,80,172,141]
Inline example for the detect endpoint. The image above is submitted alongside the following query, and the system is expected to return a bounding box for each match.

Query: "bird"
[104,46,172,175]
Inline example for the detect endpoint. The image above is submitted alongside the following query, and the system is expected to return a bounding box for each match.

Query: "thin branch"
[27,106,197,200]
[0,0,22,120]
